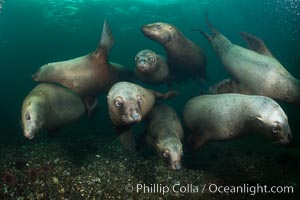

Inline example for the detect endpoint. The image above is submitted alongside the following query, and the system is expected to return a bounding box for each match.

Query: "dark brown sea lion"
[21,83,86,139]
[134,49,170,85]
[141,22,207,81]
[107,81,178,151]
[195,16,300,106]
[145,104,184,170]
[183,94,292,151]
[32,19,134,113]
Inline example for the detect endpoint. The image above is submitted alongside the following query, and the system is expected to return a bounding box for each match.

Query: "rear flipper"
[115,125,136,152]
[93,19,114,60]
[192,13,221,42]
[240,32,274,58]
[209,79,250,94]
[185,133,207,152]
[84,96,99,118]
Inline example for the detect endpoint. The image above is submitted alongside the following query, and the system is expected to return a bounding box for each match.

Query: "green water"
[0,0,299,198]
[0,0,299,139]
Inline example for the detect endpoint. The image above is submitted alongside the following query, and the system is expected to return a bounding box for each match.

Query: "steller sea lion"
[107,81,178,151]
[145,104,184,170]
[21,83,86,139]
[32,19,134,114]
[183,94,292,151]
[195,16,300,107]
[134,49,170,86]
[141,22,207,81]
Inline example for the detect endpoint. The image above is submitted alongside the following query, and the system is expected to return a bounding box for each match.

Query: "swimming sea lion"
[183,94,292,151]
[141,22,207,81]
[21,83,86,139]
[195,16,300,106]
[134,49,170,86]
[107,81,178,151]
[145,104,184,170]
[32,19,134,113]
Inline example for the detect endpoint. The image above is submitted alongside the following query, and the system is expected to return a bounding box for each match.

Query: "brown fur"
[142,22,207,81]
[21,83,86,139]
[145,104,183,170]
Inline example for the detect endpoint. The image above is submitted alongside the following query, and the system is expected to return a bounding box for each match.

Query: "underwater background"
[0,0,299,199]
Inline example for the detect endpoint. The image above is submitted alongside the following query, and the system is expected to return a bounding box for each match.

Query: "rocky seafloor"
[0,129,299,200]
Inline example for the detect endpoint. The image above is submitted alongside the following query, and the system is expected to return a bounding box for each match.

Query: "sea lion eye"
[114,100,123,108]
[134,56,139,61]
[148,56,155,62]
[162,152,169,158]
[155,24,161,30]
[272,126,281,134]
[25,113,31,121]
[137,96,142,105]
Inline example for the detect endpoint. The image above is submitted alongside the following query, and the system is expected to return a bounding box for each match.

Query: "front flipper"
[84,96,99,118]
[150,90,179,100]
[209,79,250,94]
[240,32,274,58]
[115,125,136,152]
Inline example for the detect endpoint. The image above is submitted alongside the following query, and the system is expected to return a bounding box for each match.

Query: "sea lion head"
[256,100,292,144]
[21,95,47,139]
[107,84,144,125]
[141,22,176,45]
[135,49,157,73]
[158,139,183,171]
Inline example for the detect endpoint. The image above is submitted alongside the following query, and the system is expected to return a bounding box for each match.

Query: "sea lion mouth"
[272,137,291,145]
[137,63,150,72]
[24,131,34,139]
[121,113,142,124]
[170,162,182,171]
[141,26,158,41]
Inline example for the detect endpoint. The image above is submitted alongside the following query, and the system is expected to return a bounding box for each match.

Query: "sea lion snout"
[120,101,142,124]
[162,149,183,171]
[131,112,141,122]
[24,130,34,139]
[171,161,182,171]
[22,110,41,140]
[23,117,37,140]
[136,59,151,72]
[277,128,293,144]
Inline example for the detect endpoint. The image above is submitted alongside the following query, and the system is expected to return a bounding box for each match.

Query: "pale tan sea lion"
[145,104,184,170]
[195,16,300,106]
[183,94,292,151]
[134,49,170,86]
[32,19,134,113]
[107,81,178,151]
[142,22,207,81]
[21,83,86,139]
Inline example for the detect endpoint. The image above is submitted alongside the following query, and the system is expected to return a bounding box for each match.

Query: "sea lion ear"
[256,116,264,123]
[155,142,160,148]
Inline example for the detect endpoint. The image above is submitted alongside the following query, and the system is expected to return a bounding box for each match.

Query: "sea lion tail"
[192,14,219,41]
[94,19,114,58]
